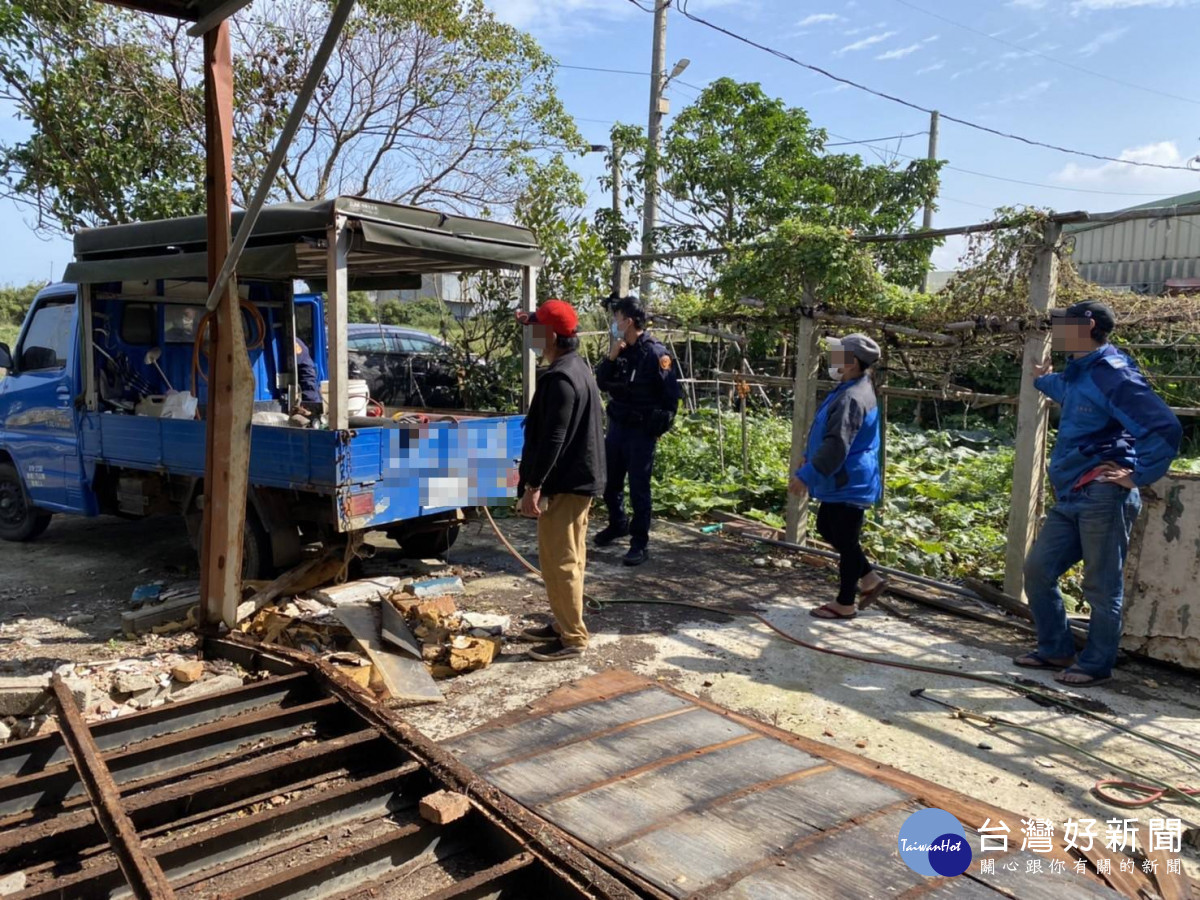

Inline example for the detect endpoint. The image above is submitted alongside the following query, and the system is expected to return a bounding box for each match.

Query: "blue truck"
[0,198,537,576]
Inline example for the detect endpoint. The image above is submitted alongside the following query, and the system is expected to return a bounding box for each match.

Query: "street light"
[667,58,690,84]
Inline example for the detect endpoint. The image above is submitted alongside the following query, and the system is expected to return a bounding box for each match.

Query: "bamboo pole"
[785,311,820,543]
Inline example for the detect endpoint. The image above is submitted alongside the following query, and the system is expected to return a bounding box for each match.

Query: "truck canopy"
[64,196,543,290]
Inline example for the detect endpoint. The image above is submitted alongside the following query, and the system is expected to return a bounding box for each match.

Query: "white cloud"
[1072,0,1195,10]
[483,0,632,37]
[922,34,940,43]
[812,83,852,97]
[995,79,1054,104]
[915,61,945,74]
[1009,0,1047,8]
[837,30,898,54]
[798,12,841,26]
[1053,141,1200,196]
[876,42,923,60]
[1078,26,1129,55]
[842,21,887,36]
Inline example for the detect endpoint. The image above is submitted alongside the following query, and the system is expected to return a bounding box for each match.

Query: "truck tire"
[242,511,275,581]
[400,525,459,559]
[0,463,52,542]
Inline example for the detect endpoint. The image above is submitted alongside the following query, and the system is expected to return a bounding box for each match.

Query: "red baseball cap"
[529,299,578,337]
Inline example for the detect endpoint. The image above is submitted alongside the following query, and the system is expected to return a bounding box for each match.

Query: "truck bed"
[80,412,524,531]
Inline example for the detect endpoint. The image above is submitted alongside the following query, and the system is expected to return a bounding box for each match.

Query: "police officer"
[594,296,682,566]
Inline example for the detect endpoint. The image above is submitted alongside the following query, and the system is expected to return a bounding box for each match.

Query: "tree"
[1,0,584,233]
[603,78,943,291]
[0,0,205,232]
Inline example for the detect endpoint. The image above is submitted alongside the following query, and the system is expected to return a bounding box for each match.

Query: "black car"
[346,324,464,408]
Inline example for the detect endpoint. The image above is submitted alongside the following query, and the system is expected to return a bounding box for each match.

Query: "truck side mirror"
[0,342,12,371]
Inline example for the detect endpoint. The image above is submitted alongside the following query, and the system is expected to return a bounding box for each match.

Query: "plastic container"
[319,379,370,418]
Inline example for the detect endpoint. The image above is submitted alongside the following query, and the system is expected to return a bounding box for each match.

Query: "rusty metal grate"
[0,640,640,900]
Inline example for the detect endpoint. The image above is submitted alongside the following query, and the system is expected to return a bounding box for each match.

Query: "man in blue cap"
[1014,300,1182,687]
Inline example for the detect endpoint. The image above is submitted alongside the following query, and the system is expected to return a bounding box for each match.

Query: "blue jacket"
[1035,344,1182,498]
[796,376,882,507]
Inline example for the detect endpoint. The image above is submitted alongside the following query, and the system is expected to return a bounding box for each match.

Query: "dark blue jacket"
[294,338,321,403]
[796,376,882,507]
[1035,344,1181,498]
[595,332,682,431]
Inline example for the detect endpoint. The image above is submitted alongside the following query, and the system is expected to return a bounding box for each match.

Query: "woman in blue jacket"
[790,333,889,619]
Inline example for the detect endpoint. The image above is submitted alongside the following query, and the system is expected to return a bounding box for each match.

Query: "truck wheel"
[400,525,459,559]
[0,463,52,542]
[242,512,275,581]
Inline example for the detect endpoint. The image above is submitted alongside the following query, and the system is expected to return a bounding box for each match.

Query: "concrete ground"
[2,509,1198,876]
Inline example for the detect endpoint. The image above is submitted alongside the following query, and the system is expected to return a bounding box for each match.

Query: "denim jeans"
[1023,482,1142,678]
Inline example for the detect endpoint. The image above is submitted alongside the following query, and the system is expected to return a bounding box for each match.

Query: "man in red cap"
[513,299,606,661]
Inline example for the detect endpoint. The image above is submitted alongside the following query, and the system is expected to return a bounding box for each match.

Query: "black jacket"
[518,350,606,497]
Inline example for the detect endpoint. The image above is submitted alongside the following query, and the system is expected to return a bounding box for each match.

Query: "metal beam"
[520,266,537,413]
[187,0,255,36]
[201,0,357,314]
[327,215,351,430]
[49,676,176,900]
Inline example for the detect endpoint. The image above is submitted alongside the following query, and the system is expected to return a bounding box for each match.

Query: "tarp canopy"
[64,196,542,287]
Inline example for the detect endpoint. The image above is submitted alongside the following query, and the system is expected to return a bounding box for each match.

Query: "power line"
[661,0,1200,173]
[890,0,1200,107]
[827,132,1181,196]
[555,62,706,94]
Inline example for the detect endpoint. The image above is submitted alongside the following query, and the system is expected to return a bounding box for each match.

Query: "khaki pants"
[537,493,592,648]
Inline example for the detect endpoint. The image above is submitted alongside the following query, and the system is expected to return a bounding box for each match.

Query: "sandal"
[1054,667,1111,688]
[1012,652,1076,670]
[810,603,857,620]
[858,578,890,611]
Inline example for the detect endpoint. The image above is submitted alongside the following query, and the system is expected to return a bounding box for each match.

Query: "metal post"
[638,0,669,303]
[1004,223,1061,601]
[919,110,940,294]
[520,266,538,412]
[80,284,97,412]
[785,313,819,543]
[612,259,632,297]
[327,215,350,430]
[199,21,253,628]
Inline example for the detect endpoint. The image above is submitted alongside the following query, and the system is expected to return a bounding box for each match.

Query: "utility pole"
[919,109,940,294]
[639,0,669,304]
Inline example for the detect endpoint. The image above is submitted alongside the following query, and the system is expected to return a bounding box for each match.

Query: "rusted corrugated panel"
[443,671,1146,899]
[1124,473,1200,670]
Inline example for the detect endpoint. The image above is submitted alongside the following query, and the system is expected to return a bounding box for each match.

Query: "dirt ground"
[2,509,1199,875]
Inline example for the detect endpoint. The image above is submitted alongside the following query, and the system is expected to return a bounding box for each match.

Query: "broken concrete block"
[332,663,372,690]
[448,636,498,673]
[114,672,157,695]
[0,676,51,716]
[418,790,471,825]
[414,596,458,628]
[168,673,244,703]
[312,576,409,607]
[459,612,509,637]
[0,720,11,742]
[171,661,205,684]
[0,870,27,895]
[421,644,444,663]
[429,664,457,680]
[405,576,464,600]
[65,613,95,626]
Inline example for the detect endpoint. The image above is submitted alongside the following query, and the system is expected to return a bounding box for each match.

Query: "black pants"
[816,502,873,605]
[603,419,657,551]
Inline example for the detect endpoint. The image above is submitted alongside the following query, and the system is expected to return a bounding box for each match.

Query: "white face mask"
[828,365,842,381]
[610,321,622,339]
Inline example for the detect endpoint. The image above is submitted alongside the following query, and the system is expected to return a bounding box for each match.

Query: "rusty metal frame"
[49,675,176,899]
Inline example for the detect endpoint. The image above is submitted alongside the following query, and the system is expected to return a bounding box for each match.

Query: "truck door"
[0,291,83,510]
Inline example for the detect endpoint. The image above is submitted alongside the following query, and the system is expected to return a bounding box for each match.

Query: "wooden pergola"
[92,0,356,626]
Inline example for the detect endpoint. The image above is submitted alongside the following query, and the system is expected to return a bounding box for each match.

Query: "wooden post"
[785,311,820,542]
[326,216,350,430]
[199,22,254,627]
[611,259,631,297]
[877,340,889,517]
[520,266,537,412]
[740,392,749,476]
[1004,222,1061,600]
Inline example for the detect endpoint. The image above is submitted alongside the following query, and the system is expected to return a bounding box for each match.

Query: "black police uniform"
[595,332,682,554]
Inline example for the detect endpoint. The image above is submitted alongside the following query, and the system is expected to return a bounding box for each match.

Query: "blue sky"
[4,0,1200,284]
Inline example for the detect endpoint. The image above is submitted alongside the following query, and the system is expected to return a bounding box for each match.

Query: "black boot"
[622,546,650,567]
[595,522,631,547]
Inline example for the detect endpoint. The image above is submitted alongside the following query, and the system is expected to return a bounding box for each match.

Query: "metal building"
[1067,189,1200,294]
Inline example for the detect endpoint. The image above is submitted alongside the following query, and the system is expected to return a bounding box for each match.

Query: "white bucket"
[319,379,371,418]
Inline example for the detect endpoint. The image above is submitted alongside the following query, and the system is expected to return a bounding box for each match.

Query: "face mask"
[828,365,841,381]
[610,321,622,339]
